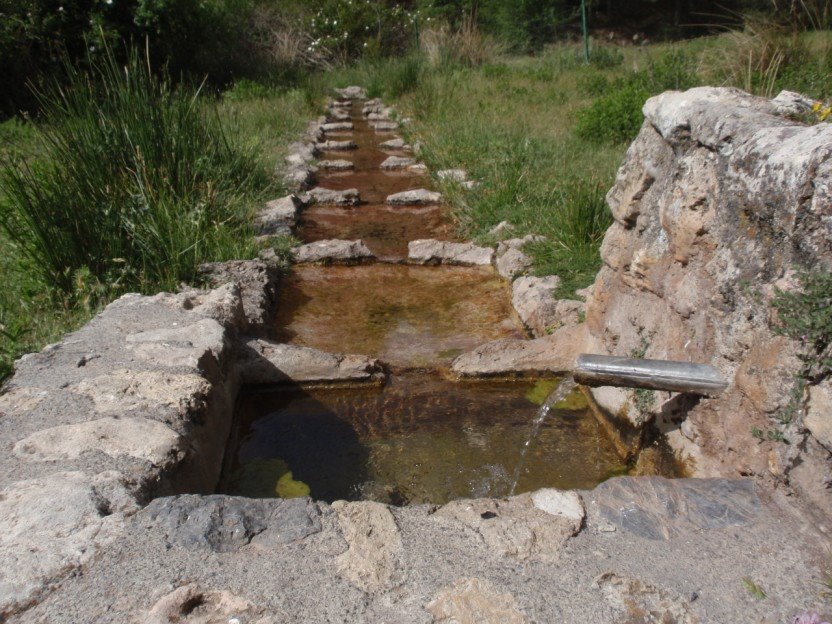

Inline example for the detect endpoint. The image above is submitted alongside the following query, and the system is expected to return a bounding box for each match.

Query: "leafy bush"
[577,71,610,96]
[575,81,650,143]
[0,47,264,297]
[589,44,624,69]
[575,48,698,144]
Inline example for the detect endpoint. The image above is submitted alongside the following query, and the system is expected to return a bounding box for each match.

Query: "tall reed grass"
[0,47,265,299]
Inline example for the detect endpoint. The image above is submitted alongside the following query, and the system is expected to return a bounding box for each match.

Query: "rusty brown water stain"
[274,264,524,369]
[221,374,629,504]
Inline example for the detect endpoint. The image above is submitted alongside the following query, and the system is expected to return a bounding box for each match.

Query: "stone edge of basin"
[0,259,394,619]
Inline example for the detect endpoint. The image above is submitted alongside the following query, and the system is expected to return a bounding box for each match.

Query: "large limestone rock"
[435,491,584,562]
[253,195,301,236]
[583,86,832,512]
[292,239,375,264]
[807,381,832,452]
[197,260,281,334]
[144,584,278,624]
[74,369,210,417]
[408,239,494,266]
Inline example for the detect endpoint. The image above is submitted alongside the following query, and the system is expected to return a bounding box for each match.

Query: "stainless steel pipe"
[574,354,728,396]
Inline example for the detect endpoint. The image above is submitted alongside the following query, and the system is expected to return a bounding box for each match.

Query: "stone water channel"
[0,86,827,623]
[220,95,634,505]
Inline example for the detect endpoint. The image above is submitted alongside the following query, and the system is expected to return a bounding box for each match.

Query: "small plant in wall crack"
[771,268,832,426]
[630,335,654,424]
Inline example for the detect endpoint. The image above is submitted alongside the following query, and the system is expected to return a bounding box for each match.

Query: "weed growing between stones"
[770,269,832,428]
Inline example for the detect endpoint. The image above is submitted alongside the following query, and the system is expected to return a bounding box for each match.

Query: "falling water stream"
[509,377,578,496]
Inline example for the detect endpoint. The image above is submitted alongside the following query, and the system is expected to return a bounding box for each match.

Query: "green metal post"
[581,0,589,64]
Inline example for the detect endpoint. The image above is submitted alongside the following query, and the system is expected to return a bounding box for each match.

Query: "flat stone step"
[386,189,442,206]
[371,121,399,132]
[379,138,411,151]
[321,122,354,132]
[380,156,416,170]
[292,239,375,264]
[305,187,360,206]
[317,159,355,171]
[334,85,367,100]
[315,140,357,151]
[238,338,384,384]
[408,239,494,266]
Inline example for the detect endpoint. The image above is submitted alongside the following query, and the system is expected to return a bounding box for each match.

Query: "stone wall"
[584,87,832,516]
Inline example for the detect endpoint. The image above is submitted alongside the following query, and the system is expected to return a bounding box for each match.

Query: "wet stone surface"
[220,375,628,505]
[274,264,524,369]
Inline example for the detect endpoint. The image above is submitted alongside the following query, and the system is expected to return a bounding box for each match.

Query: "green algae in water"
[221,375,631,505]
[226,458,311,499]
[525,379,589,410]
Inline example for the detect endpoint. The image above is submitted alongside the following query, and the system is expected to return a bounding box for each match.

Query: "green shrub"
[589,45,624,69]
[575,81,650,144]
[0,46,264,297]
[575,48,699,144]
[577,71,610,96]
[224,78,275,101]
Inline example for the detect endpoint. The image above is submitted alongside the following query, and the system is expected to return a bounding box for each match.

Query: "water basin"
[219,375,629,505]
[274,264,524,368]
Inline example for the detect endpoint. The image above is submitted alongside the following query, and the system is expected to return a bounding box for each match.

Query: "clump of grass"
[420,16,505,68]
[0,45,266,298]
[399,56,620,298]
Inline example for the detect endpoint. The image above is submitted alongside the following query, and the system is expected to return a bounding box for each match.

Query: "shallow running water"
[274,263,524,369]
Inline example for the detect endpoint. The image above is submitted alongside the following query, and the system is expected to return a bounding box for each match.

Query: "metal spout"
[574,354,728,396]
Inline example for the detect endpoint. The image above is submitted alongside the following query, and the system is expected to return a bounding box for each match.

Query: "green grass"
[2,31,830,383]
[391,50,623,297]
[0,53,317,383]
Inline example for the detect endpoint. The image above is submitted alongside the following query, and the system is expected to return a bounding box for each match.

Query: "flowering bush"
[811,101,832,122]
[307,0,420,62]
